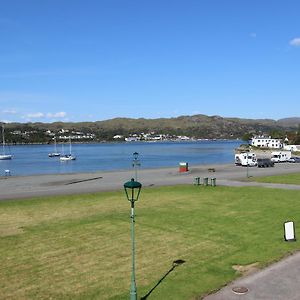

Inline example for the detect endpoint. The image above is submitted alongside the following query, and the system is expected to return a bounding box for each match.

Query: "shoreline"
[5,138,241,146]
[1,162,300,201]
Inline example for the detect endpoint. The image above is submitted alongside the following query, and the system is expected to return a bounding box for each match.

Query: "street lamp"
[246,149,249,178]
[124,178,142,300]
[132,152,141,181]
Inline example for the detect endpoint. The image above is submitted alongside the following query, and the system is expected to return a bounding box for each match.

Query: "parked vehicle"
[235,152,257,166]
[271,151,292,163]
[257,158,274,168]
[287,157,300,163]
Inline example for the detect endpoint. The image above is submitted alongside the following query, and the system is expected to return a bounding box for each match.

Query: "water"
[0,140,241,176]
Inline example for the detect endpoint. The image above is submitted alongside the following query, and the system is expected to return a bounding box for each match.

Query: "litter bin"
[194,177,200,185]
[210,177,216,187]
[203,177,209,186]
[179,162,189,173]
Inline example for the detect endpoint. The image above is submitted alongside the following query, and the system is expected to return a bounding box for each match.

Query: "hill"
[2,114,300,143]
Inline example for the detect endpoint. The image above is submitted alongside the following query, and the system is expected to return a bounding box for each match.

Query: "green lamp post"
[132,152,140,181]
[124,178,142,300]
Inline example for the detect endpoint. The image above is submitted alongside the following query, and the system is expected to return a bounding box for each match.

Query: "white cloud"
[24,111,67,120]
[2,109,17,114]
[26,112,45,118]
[290,37,300,47]
[47,111,67,118]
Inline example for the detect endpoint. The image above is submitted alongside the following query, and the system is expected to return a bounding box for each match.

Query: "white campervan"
[235,152,257,167]
[271,151,292,163]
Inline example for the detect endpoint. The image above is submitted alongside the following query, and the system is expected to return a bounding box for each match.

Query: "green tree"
[242,133,253,142]
[294,124,300,144]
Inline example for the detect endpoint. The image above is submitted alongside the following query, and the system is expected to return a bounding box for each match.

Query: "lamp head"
[124,178,142,202]
[133,152,139,160]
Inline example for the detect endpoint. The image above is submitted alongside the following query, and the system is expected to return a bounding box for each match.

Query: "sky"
[1,0,300,123]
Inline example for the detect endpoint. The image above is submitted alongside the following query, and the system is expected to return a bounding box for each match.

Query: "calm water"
[0,140,241,176]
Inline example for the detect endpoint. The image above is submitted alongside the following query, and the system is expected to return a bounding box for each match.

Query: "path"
[1,163,300,200]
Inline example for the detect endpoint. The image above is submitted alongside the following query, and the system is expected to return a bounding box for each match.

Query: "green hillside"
[1,115,299,143]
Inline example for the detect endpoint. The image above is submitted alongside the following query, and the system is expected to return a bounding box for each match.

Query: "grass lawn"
[251,172,300,185]
[1,185,300,299]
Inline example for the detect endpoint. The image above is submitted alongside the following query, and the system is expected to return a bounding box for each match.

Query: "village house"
[250,135,283,149]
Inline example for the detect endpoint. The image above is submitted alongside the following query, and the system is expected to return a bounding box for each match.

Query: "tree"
[294,124,300,144]
[242,133,253,142]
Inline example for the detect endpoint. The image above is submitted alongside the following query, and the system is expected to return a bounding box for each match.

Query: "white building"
[283,145,299,152]
[250,136,283,149]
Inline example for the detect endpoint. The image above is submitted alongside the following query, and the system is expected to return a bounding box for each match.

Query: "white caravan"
[235,152,257,167]
[271,151,291,163]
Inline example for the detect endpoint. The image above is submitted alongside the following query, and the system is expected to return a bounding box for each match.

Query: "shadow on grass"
[140,259,185,300]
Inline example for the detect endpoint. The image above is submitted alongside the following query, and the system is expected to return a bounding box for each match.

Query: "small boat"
[60,154,76,161]
[60,137,76,161]
[49,152,61,157]
[48,137,61,157]
[0,125,12,160]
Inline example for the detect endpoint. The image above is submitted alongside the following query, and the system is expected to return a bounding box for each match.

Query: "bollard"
[194,177,200,185]
[203,177,209,186]
[210,177,216,187]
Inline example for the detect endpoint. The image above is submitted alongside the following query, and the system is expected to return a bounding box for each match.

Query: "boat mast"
[54,137,57,153]
[69,136,72,155]
[2,125,5,155]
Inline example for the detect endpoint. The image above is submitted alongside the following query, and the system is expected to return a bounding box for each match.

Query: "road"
[1,162,300,200]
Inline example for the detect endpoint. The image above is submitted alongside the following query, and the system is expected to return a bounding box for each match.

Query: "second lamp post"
[132,152,141,181]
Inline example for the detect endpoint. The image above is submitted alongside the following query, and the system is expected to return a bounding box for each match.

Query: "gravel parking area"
[1,163,300,200]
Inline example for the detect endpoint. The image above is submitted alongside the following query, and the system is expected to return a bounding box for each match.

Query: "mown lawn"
[252,172,300,185]
[1,185,300,299]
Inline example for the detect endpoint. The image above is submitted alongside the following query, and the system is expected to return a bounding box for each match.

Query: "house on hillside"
[250,135,283,149]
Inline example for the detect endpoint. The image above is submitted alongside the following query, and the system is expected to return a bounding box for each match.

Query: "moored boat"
[59,137,76,161]
[60,154,76,161]
[48,137,61,157]
[0,125,12,160]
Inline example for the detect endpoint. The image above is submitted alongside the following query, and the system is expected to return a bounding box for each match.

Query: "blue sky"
[1,0,300,123]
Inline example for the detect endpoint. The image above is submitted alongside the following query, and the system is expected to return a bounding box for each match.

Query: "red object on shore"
[179,162,188,172]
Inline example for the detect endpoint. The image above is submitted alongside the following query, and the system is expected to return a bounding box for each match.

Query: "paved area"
[204,251,300,300]
[1,163,300,200]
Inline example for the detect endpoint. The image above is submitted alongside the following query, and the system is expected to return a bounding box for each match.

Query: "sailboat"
[48,137,61,157]
[0,125,12,160]
[60,137,76,161]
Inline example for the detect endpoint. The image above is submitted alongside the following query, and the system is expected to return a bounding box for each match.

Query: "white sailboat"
[0,125,12,160]
[60,137,76,161]
[48,137,61,157]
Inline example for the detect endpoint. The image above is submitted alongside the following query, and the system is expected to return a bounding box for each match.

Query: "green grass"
[251,172,300,185]
[1,185,300,299]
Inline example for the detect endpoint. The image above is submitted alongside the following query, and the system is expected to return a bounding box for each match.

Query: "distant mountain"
[277,118,300,127]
